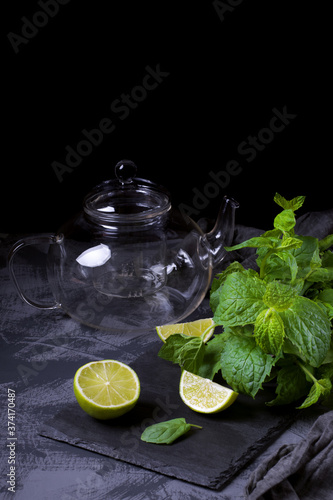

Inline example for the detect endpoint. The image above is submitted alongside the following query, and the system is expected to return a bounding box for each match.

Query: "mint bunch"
[211,194,333,408]
[159,194,333,409]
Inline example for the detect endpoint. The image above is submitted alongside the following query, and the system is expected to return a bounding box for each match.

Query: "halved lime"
[156,318,215,343]
[179,370,238,414]
[73,360,140,420]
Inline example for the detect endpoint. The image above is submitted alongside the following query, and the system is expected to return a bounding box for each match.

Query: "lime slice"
[73,360,140,420]
[179,370,238,414]
[156,318,215,343]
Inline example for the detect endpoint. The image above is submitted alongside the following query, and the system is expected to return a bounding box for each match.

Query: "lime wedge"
[179,370,238,414]
[73,360,140,420]
[156,318,215,343]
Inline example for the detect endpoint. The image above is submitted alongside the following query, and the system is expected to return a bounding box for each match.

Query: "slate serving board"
[39,343,297,490]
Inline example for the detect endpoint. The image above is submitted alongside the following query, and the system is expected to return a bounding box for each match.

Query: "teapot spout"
[205,196,239,268]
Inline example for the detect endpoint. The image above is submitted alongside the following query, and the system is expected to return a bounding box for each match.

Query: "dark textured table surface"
[0,233,328,500]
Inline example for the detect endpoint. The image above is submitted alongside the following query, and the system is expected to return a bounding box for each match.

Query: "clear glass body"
[46,180,212,332]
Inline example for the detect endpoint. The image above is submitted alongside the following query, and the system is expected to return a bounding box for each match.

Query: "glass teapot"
[8,160,239,332]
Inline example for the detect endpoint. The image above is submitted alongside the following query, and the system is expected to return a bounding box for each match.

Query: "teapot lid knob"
[115,159,137,185]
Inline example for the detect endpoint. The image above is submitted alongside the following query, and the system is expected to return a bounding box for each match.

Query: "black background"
[3,1,332,234]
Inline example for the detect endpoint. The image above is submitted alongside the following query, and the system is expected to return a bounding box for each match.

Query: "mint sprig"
[159,194,333,409]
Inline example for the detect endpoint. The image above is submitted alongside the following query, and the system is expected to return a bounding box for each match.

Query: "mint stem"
[296,360,318,384]
[190,424,203,429]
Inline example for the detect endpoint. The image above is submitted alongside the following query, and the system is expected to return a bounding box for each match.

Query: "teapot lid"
[83,160,171,224]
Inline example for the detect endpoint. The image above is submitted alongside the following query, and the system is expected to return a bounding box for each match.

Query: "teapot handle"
[7,234,63,310]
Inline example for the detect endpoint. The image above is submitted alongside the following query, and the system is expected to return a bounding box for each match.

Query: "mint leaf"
[158,335,205,374]
[307,267,333,283]
[319,362,333,381]
[297,378,332,409]
[267,362,309,406]
[289,196,306,211]
[317,289,333,305]
[273,209,296,233]
[316,290,333,320]
[197,333,226,379]
[274,193,291,210]
[254,308,285,355]
[141,418,202,444]
[319,234,333,251]
[282,338,307,362]
[274,193,306,211]
[294,236,321,278]
[210,262,246,314]
[220,334,275,398]
[263,281,298,311]
[158,334,192,363]
[210,262,244,295]
[322,250,333,267]
[315,300,333,322]
[262,229,283,238]
[213,273,266,327]
[277,237,303,252]
[225,236,279,252]
[280,297,331,367]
